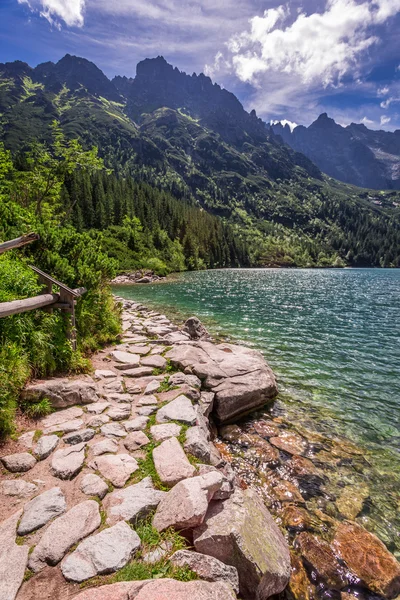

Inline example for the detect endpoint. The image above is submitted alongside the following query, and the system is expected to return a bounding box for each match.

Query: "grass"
[130,441,169,491]
[20,397,54,419]
[32,429,43,443]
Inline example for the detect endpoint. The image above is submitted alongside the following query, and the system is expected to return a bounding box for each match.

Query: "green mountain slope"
[0,54,399,267]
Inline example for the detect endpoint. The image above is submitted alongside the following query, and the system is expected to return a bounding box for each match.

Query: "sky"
[1,0,400,131]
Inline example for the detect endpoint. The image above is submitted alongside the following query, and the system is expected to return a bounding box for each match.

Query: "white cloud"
[377,85,390,96]
[380,115,391,125]
[223,0,400,86]
[361,116,374,125]
[17,0,85,28]
[270,119,298,131]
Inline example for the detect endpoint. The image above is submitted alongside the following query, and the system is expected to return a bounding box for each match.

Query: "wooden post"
[0,233,39,254]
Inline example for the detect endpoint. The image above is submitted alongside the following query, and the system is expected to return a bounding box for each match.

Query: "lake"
[114,268,400,553]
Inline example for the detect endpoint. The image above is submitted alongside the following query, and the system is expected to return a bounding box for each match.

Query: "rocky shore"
[111,271,165,285]
[0,299,399,600]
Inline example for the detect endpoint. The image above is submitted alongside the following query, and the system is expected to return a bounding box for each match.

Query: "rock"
[197,465,235,501]
[171,550,239,594]
[183,316,210,340]
[141,355,167,369]
[269,432,307,456]
[138,394,158,406]
[44,417,85,435]
[1,452,36,473]
[150,423,182,442]
[71,582,145,600]
[87,414,110,428]
[153,471,223,532]
[104,379,125,393]
[18,431,35,449]
[124,431,150,451]
[266,478,304,504]
[143,541,171,564]
[0,510,29,600]
[199,391,215,417]
[138,405,157,416]
[93,453,138,487]
[127,345,150,355]
[166,342,278,423]
[156,395,197,425]
[34,434,59,460]
[22,378,98,408]
[28,500,101,572]
[253,419,280,438]
[0,479,38,498]
[51,443,86,479]
[124,416,149,432]
[64,428,95,444]
[219,424,243,443]
[193,488,291,599]
[111,351,140,369]
[107,404,132,421]
[61,521,141,582]
[18,487,66,535]
[281,504,311,531]
[87,402,110,414]
[138,579,236,599]
[124,367,154,378]
[109,393,134,403]
[184,426,212,462]
[288,552,315,600]
[144,379,160,395]
[94,369,116,379]
[101,422,127,438]
[92,438,119,455]
[169,372,201,388]
[296,532,348,589]
[80,473,109,499]
[333,521,400,599]
[164,331,191,344]
[104,477,166,526]
[153,437,196,487]
[335,484,369,520]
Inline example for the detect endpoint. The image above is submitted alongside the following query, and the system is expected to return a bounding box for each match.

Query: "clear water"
[114,268,400,549]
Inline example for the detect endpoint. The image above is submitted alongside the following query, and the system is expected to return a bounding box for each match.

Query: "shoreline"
[0,297,399,599]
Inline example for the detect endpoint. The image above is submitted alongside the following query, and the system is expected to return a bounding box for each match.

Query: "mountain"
[0,54,399,267]
[270,114,400,190]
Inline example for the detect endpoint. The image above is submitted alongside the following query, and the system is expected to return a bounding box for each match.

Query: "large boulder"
[183,316,211,340]
[153,471,223,532]
[22,378,98,408]
[28,500,101,572]
[166,342,277,423]
[171,550,239,594]
[333,521,400,599]
[193,488,291,599]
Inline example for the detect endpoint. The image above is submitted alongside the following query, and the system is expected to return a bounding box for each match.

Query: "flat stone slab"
[153,471,223,532]
[0,479,38,498]
[18,431,35,449]
[153,437,196,488]
[141,355,167,369]
[23,379,98,409]
[44,418,84,435]
[34,434,59,460]
[1,452,36,473]
[29,500,101,572]
[124,431,150,451]
[171,550,239,594]
[156,395,196,425]
[138,394,158,406]
[144,380,160,395]
[104,477,166,526]
[94,370,116,379]
[166,342,278,423]
[107,404,132,421]
[92,439,119,455]
[124,416,149,432]
[101,422,127,438]
[123,367,153,377]
[0,510,29,600]
[269,432,307,456]
[18,487,66,535]
[104,379,124,393]
[108,393,133,403]
[87,414,110,428]
[61,521,141,582]
[93,454,139,487]
[41,407,84,428]
[51,443,86,480]
[80,473,109,499]
[127,345,150,355]
[194,488,291,599]
[184,426,211,462]
[64,428,95,444]
[111,351,140,369]
[150,423,182,442]
[87,402,110,414]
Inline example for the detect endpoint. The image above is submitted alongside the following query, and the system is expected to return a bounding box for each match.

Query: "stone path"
[1,299,399,600]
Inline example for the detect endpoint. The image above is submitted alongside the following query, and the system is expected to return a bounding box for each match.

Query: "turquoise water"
[114,269,400,469]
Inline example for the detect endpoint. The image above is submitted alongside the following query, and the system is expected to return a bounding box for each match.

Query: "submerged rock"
[335,484,369,520]
[333,521,400,598]
[193,488,291,599]
[296,532,348,589]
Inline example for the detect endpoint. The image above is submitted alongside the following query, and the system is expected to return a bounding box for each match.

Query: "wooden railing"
[0,234,86,350]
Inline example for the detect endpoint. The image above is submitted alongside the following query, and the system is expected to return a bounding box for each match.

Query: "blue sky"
[1,0,400,130]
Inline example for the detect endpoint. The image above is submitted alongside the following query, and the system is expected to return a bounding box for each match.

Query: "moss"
[16,535,26,545]
[23,568,34,582]
[32,429,43,443]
